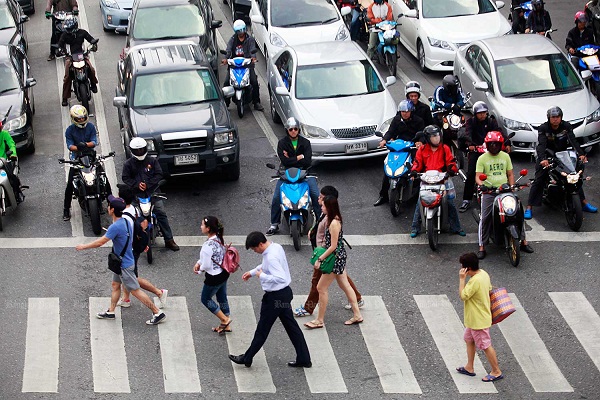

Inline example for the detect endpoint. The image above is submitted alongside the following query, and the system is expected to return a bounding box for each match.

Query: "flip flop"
[304,320,324,329]
[344,317,364,325]
[456,366,476,377]
[482,374,504,382]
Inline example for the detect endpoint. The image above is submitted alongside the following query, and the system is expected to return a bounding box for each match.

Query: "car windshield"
[0,63,19,94]
[132,5,206,40]
[295,60,384,100]
[0,5,16,29]
[133,70,219,108]
[271,0,339,28]
[422,0,496,18]
[495,54,582,97]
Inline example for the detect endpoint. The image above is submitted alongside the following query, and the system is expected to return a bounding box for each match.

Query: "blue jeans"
[350,9,360,40]
[270,177,320,225]
[201,281,229,315]
[411,197,463,233]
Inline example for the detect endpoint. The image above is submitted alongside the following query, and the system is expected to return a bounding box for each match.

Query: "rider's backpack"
[220,243,240,274]
[123,212,149,255]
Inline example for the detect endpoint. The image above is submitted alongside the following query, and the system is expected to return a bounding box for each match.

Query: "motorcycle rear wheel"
[0,186,5,231]
[427,218,438,251]
[291,219,301,251]
[506,231,520,267]
[565,194,583,231]
[88,198,102,235]
[389,187,402,217]
[386,51,397,77]
[79,82,90,114]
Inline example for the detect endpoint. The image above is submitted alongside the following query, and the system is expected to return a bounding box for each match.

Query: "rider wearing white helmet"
[405,81,434,126]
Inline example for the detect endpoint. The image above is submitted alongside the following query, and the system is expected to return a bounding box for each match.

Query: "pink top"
[317,215,329,247]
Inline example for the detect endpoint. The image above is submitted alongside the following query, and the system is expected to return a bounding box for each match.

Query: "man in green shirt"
[457,252,503,382]
[0,123,24,203]
[475,131,533,259]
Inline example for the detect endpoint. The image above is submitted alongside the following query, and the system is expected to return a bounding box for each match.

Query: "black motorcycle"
[59,150,114,235]
[134,179,167,264]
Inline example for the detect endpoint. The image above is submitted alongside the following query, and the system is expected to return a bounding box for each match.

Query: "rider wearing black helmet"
[405,81,434,126]
[525,0,552,36]
[524,106,597,219]
[511,5,527,34]
[432,75,465,116]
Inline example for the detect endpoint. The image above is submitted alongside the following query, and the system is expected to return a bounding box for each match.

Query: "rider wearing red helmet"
[566,11,595,56]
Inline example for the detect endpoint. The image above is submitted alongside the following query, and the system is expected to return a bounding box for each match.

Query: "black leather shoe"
[520,244,534,254]
[476,250,486,260]
[373,196,388,207]
[229,354,251,367]
[254,102,264,111]
[62,99,68,107]
[288,361,312,368]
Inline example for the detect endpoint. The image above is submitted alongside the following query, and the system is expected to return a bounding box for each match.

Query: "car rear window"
[132,5,206,40]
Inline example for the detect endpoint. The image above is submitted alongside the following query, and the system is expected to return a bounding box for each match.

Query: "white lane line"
[549,292,600,373]
[359,296,421,394]
[293,295,347,393]
[226,296,276,393]
[89,297,130,393]
[497,294,572,392]
[152,296,201,393]
[414,295,497,394]
[22,298,60,393]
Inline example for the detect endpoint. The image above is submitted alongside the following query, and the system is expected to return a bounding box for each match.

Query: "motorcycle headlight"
[335,25,349,41]
[103,0,120,9]
[500,196,517,215]
[215,131,234,146]
[394,164,405,177]
[585,107,600,123]
[145,139,155,152]
[5,112,27,131]
[566,173,580,184]
[427,37,452,51]
[378,117,394,135]
[301,123,329,139]
[270,32,288,48]
[82,171,96,186]
[281,191,293,209]
[502,117,531,131]
[240,71,250,86]
[298,192,309,208]
[140,202,151,216]
[385,164,393,176]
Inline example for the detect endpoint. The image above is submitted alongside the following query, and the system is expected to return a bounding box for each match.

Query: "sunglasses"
[288,127,299,131]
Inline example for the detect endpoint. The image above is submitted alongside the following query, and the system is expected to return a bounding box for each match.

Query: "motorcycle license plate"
[174,154,199,165]
[345,142,367,154]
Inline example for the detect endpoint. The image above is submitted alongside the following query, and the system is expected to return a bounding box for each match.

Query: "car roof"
[476,35,560,60]
[286,41,366,66]
[136,0,198,8]
[127,41,210,74]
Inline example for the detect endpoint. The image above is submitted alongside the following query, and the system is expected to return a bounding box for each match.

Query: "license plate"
[345,142,368,154]
[174,154,199,165]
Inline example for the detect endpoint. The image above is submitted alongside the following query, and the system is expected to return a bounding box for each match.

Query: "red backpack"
[220,243,240,274]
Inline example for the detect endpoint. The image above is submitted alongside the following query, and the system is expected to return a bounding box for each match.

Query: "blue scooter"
[380,137,419,216]
[373,20,400,77]
[220,48,258,118]
[509,1,532,20]
[571,45,600,100]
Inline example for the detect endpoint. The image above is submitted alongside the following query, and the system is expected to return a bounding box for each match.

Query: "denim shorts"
[112,265,140,291]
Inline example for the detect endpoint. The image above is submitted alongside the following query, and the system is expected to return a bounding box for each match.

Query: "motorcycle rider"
[405,81,434,126]
[374,100,424,206]
[525,0,552,36]
[524,106,597,219]
[45,0,78,61]
[586,0,600,44]
[122,138,180,251]
[566,12,595,56]
[266,117,320,235]
[222,20,263,111]
[432,75,465,117]
[511,6,527,34]
[409,125,465,238]
[366,0,393,61]
[475,131,534,259]
[56,16,99,107]
[0,120,25,203]
[459,102,511,213]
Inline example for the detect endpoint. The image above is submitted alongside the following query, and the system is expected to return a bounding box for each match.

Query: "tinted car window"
[422,0,496,18]
[133,69,218,107]
[0,62,19,93]
[275,51,292,89]
[466,45,481,70]
[477,53,492,88]
[0,4,16,29]
[271,0,339,27]
[132,5,206,40]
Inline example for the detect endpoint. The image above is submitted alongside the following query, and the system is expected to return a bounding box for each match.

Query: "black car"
[0,0,28,54]
[16,0,34,15]
[113,41,239,180]
[224,0,251,22]
[0,44,36,153]
[122,0,222,77]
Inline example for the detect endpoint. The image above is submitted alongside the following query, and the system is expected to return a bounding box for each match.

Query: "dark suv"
[113,41,239,180]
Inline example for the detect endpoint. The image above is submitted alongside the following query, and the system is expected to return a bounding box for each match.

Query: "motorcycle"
[473,169,529,267]
[570,45,600,100]
[52,11,73,34]
[135,179,166,264]
[430,92,471,169]
[267,163,315,251]
[59,149,114,235]
[220,48,258,118]
[372,19,400,77]
[417,170,455,251]
[508,1,532,21]
[0,151,24,231]
[53,39,99,113]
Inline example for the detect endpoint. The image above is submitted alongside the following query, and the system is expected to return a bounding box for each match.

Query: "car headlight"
[103,0,120,9]
[270,32,288,48]
[215,131,234,145]
[502,117,531,131]
[427,37,452,51]
[281,191,293,209]
[301,123,329,139]
[298,192,309,208]
[145,138,156,152]
[378,117,394,135]
[335,25,349,41]
[585,107,600,123]
[500,196,517,215]
[5,112,27,131]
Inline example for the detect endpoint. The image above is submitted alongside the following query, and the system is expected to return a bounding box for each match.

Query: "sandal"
[213,318,232,335]
[304,320,324,329]
[344,316,364,325]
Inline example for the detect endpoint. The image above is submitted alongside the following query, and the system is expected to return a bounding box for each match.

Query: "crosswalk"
[17,292,600,395]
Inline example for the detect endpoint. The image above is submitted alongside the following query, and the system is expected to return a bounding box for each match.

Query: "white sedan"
[388,0,511,71]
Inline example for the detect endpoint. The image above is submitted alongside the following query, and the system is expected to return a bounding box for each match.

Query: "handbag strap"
[118,218,130,258]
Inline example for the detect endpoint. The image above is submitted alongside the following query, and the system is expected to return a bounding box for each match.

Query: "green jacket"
[0,129,17,159]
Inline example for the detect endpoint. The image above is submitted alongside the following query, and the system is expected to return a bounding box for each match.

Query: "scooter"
[508,1,532,21]
[267,163,315,251]
[570,45,600,100]
[0,151,24,231]
[372,20,400,77]
[473,169,529,267]
[417,170,454,251]
[135,179,167,264]
[221,48,258,118]
[430,92,471,170]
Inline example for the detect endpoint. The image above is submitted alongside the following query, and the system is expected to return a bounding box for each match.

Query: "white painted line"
[414,295,497,394]
[226,296,276,393]
[152,297,201,393]
[22,298,60,393]
[549,292,600,373]
[360,296,421,394]
[89,297,130,393]
[293,295,347,393]
[497,294,572,392]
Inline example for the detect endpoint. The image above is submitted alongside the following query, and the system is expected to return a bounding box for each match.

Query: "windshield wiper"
[0,26,15,30]
[0,87,19,94]
[145,35,185,40]
[136,100,207,109]
[321,17,337,24]
[278,21,322,28]
[505,89,557,98]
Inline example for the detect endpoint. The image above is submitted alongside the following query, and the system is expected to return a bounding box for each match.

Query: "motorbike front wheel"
[79,82,90,113]
[386,51,397,77]
[427,217,438,251]
[88,198,102,235]
[291,219,301,251]
[506,230,520,267]
[237,99,244,118]
[565,193,583,231]
[147,244,153,264]
[389,187,402,217]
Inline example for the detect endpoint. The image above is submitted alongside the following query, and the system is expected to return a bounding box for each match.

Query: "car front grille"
[331,125,377,139]
[163,137,207,153]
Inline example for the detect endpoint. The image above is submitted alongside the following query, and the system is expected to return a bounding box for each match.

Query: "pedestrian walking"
[193,216,232,335]
[75,195,166,325]
[294,186,364,317]
[229,232,311,368]
[456,252,503,382]
[304,196,363,329]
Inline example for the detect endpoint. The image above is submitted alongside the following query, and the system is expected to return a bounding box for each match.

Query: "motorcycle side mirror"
[340,6,352,16]
[519,169,528,176]
[266,163,276,170]
[581,70,593,81]
[275,86,290,96]
[222,86,235,98]
[108,151,116,157]
[219,49,227,56]
[479,173,488,181]
[157,179,167,188]
[58,158,65,163]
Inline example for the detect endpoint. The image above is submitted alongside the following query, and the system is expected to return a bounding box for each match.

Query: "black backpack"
[123,212,149,254]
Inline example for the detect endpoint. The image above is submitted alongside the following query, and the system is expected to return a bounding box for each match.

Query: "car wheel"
[270,89,282,124]
[223,158,240,181]
[418,40,428,72]
[24,132,35,154]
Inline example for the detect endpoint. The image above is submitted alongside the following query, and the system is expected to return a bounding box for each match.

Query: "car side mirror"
[275,86,290,96]
[385,76,397,87]
[19,15,29,24]
[113,96,127,107]
[251,15,265,25]
[474,82,489,92]
[581,70,593,81]
[404,9,418,18]
[115,27,127,35]
[211,20,222,29]
[222,86,235,98]
[25,78,36,88]
[519,169,528,176]
[479,173,487,181]
[495,1,505,10]
[340,6,352,17]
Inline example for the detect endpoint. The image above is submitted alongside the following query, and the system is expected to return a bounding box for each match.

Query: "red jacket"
[367,2,393,24]
[411,144,458,174]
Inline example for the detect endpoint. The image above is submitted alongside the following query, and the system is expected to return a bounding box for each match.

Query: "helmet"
[575,11,588,24]
[423,125,441,146]
[472,101,488,114]
[129,137,148,161]
[233,20,246,34]
[442,75,459,94]
[484,131,504,144]
[63,15,78,33]
[285,117,299,130]
[397,100,415,113]
[405,81,421,98]
[547,106,563,119]
[70,105,88,128]
[531,0,543,11]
